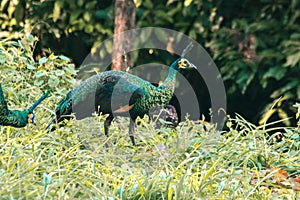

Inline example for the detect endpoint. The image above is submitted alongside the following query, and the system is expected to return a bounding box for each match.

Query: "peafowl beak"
[186,60,197,69]
[189,63,197,69]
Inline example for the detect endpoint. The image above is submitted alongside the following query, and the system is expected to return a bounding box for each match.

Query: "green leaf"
[34,71,45,78]
[38,57,48,65]
[263,66,287,81]
[184,0,193,7]
[85,2,96,9]
[26,64,36,70]
[0,55,6,63]
[236,68,255,94]
[70,10,82,22]
[290,132,299,139]
[143,0,153,9]
[290,33,300,40]
[189,29,197,40]
[285,51,300,67]
[14,4,24,23]
[34,79,44,86]
[84,25,94,33]
[77,0,84,6]
[8,41,19,47]
[155,10,174,23]
[271,80,299,98]
[48,75,60,87]
[83,12,91,22]
[65,66,77,75]
[55,70,65,76]
[59,55,70,62]
[133,0,142,8]
[53,1,62,22]
[278,109,290,126]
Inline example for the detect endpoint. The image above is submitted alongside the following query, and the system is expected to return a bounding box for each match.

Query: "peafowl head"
[172,42,197,71]
[20,110,35,125]
[172,57,197,72]
[10,109,36,127]
[27,112,35,125]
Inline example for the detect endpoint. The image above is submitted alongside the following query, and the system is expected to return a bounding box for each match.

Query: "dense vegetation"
[1,0,300,125]
[1,0,300,198]
[0,33,300,199]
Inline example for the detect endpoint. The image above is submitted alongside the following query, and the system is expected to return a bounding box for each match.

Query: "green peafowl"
[48,44,196,145]
[148,82,181,128]
[0,84,49,127]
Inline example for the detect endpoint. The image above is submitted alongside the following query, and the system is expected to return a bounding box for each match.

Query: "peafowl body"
[49,57,196,145]
[0,84,49,127]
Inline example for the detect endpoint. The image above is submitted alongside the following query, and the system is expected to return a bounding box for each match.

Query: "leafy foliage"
[1,0,299,125]
[205,0,300,124]
[0,0,114,65]
[1,32,300,199]
[0,34,77,125]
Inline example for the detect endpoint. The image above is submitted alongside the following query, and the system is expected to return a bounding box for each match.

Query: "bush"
[0,34,77,126]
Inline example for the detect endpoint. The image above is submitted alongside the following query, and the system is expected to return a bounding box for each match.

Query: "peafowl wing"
[95,73,143,115]
[51,71,144,128]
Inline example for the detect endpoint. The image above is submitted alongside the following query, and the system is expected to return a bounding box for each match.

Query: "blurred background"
[1,0,299,126]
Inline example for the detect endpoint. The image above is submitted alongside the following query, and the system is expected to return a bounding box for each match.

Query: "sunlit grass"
[1,114,300,199]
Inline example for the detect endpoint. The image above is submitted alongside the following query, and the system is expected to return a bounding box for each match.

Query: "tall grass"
[1,115,300,199]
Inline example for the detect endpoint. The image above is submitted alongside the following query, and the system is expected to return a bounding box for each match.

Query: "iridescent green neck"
[160,67,178,92]
[159,58,180,92]
[28,90,50,112]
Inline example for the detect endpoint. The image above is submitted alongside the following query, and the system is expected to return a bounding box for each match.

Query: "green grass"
[1,114,300,199]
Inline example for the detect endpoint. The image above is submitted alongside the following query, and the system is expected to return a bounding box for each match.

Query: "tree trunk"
[112,0,136,71]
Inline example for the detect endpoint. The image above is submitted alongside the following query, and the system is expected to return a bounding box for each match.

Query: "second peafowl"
[0,84,49,127]
[48,44,196,145]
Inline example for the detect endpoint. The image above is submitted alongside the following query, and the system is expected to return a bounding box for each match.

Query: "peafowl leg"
[129,118,136,146]
[104,116,113,137]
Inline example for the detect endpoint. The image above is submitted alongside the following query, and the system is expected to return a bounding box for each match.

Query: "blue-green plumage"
[49,57,196,145]
[0,84,49,127]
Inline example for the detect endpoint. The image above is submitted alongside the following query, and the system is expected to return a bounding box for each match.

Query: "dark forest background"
[1,0,300,126]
